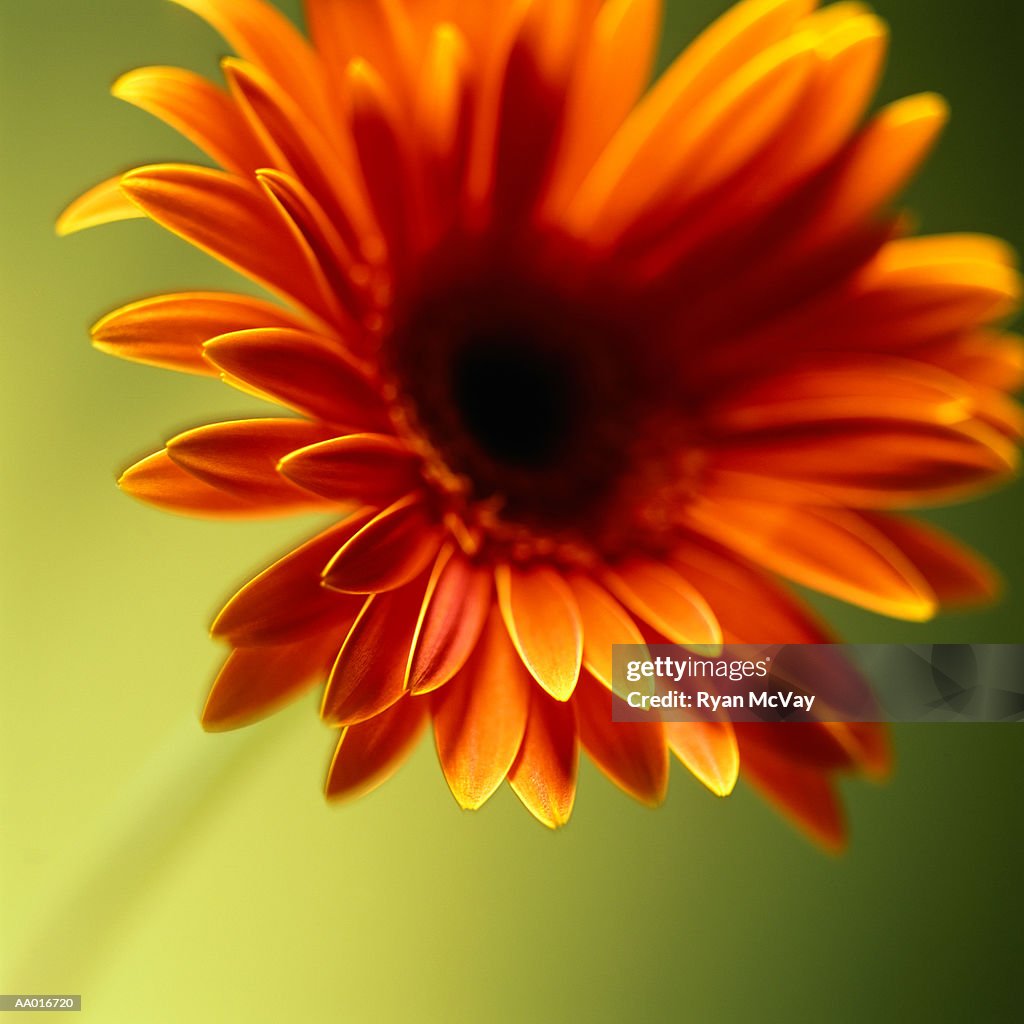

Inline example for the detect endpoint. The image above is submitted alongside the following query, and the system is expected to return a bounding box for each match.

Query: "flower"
[61,0,1021,847]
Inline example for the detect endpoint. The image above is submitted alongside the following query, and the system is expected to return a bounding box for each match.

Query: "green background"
[2,2,1021,1021]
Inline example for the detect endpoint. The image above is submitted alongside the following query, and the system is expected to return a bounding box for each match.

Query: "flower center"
[383,238,698,561]
[450,327,577,469]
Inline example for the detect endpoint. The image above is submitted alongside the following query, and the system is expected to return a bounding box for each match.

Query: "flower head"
[62,0,1021,846]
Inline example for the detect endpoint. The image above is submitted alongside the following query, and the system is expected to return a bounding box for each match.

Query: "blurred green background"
[2,2,1022,1021]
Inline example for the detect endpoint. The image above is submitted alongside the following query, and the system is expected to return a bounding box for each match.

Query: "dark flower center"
[384,238,669,550]
[450,328,578,468]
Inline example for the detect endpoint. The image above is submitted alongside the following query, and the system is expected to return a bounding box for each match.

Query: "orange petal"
[169,0,329,123]
[211,512,373,645]
[549,0,661,214]
[496,564,583,701]
[119,449,287,519]
[407,546,493,695]
[432,607,532,809]
[325,696,428,802]
[711,419,1018,507]
[167,418,340,504]
[739,741,847,852]
[256,169,370,332]
[803,93,949,249]
[671,541,831,644]
[119,164,336,323]
[306,0,419,108]
[664,720,740,797]
[56,176,146,236]
[112,66,265,174]
[225,58,376,260]
[91,291,311,376]
[574,672,668,806]
[202,328,389,430]
[202,628,346,731]
[489,0,575,226]
[604,560,721,647]
[321,576,429,726]
[686,498,938,621]
[567,574,646,689]
[859,512,1000,608]
[346,60,416,272]
[322,494,442,594]
[508,686,579,829]
[569,0,814,230]
[279,433,421,505]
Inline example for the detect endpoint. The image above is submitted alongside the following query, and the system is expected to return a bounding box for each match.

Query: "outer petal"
[202,627,347,731]
[567,574,646,689]
[325,696,428,801]
[739,740,847,852]
[496,564,583,701]
[574,672,668,806]
[663,720,739,797]
[167,419,340,504]
[211,512,373,646]
[671,541,831,644]
[508,686,579,829]
[279,434,421,505]
[322,494,443,594]
[119,164,336,323]
[169,0,329,123]
[432,608,532,810]
[604,560,721,647]
[203,328,390,429]
[686,498,938,620]
[859,512,1000,607]
[119,449,299,519]
[56,176,146,235]
[113,66,266,174]
[91,292,311,376]
[321,575,430,726]
[407,546,493,695]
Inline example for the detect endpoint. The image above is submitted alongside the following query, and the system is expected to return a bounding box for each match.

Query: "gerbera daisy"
[61,0,1021,847]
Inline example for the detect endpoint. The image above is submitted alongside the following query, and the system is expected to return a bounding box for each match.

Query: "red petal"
[496,564,583,701]
[167,418,339,504]
[211,512,373,645]
[279,433,421,505]
[740,742,848,852]
[860,512,1000,607]
[119,449,284,519]
[91,291,311,376]
[322,494,442,595]
[119,164,336,322]
[568,574,646,689]
[203,328,389,430]
[574,672,668,806]
[686,498,938,621]
[508,685,579,828]
[321,576,429,726]
[604,560,721,646]
[407,546,492,694]
[202,628,346,731]
[671,541,832,643]
[432,607,532,809]
[325,696,428,802]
